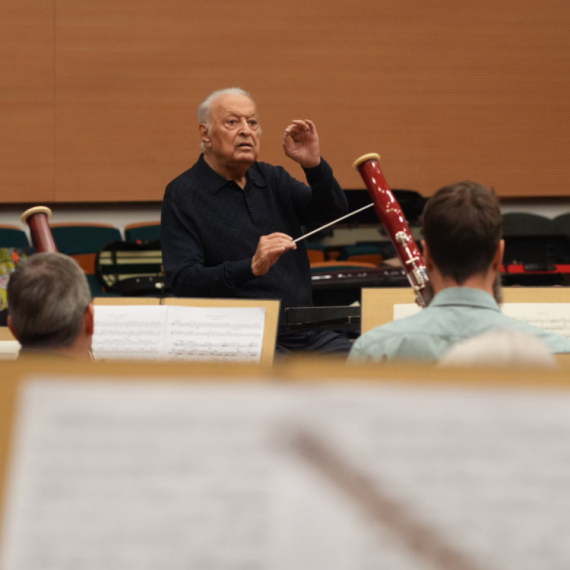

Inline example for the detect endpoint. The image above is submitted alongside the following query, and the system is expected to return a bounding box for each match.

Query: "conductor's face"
[201,93,261,171]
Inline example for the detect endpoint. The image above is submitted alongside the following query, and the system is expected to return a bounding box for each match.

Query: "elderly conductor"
[161,88,352,355]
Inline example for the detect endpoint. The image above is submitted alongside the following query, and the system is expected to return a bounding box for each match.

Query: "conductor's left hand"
[283,119,321,169]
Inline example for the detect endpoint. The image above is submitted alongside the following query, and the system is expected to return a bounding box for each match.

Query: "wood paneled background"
[1,0,569,203]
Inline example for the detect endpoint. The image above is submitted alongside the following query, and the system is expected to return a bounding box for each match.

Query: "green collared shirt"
[348,287,570,363]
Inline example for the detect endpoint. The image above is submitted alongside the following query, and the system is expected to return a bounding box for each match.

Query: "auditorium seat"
[306,241,325,263]
[502,212,553,236]
[124,221,161,242]
[85,274,121,298]
[354,240,399,259]
[51,223,123,274]
[338,244,384,266]
[95,240,167,296]
[552,213,570,240]
[310,260,377,273]
[501,213,570,267]
[0,225,30,249]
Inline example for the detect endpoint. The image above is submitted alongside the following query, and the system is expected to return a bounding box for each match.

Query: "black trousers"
[275,330,353,357]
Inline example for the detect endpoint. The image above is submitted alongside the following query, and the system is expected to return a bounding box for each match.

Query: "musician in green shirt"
[348,181,570,363]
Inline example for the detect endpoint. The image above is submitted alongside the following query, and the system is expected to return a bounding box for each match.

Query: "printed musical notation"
[501,303,570,338]
[92,306,165,360]
[164,306,266,362]
[394,302,570,338]
[93,305,266,363]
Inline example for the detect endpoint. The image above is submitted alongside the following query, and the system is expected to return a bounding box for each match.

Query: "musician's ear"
[84,303,95,337]
[422,240,433,271]
[199,123,210,148]
[6,316,18,341]
[492,239,505,271]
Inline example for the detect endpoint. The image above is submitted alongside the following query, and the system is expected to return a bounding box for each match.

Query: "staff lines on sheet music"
[96,326,162,333]
[170,353,258,360]
[96,320,163,327]
[168,340,257,348]
[94,331,161,338]
[93,305,265,363]
[168,345,259,353]
[166,330,260,339]
[169,353,258,359]
[167,321,262,329]
[522,318,570,337]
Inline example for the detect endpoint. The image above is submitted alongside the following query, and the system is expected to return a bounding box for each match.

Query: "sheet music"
[92,305,166,360]
[393,303,421,320]
[394,302,570,338]
[501,303,570,338]
[92,305,266,363]
[163,306,265,363]
[0,341,20,360]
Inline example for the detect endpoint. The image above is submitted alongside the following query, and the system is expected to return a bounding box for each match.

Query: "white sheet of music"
[394,302,570,338]
[92,305,166,360]
[2,378,570,569]
[393,303,421,320]
[93,305,265,363]
[501,303,570,338]
[0,341,20,360]
[163,306,265,362]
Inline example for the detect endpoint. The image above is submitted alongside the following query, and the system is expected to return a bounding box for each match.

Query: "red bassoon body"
[353,153,430,307]
[21,206,58,253]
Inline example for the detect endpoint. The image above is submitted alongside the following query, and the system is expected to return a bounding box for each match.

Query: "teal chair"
[338,243,384,266]
[85,274,121,298]
[0,225,30,248]
[124,222,161,242]
[50,223,123,297]
[306,240,325,263]
[51,223,122,274]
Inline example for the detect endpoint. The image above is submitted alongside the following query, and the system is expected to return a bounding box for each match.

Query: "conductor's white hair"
[198,88,258,151]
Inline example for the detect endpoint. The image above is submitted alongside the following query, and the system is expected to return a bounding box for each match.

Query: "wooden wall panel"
[0,1,54,204]
[55,0,570,201]
[1,0,568,202]
[55,1,193,202]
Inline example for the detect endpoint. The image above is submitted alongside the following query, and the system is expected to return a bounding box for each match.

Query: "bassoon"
[21,206,58,253]
[353,153,430,307]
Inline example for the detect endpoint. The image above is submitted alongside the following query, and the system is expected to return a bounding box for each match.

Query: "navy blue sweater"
[161,154,348,315]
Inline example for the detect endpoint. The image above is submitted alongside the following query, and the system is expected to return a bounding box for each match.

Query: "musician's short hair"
[197,88,260,151]
[422,181,502,284]
[7,252,92,348]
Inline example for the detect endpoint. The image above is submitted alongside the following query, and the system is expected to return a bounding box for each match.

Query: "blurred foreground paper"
[1,378,570,569]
